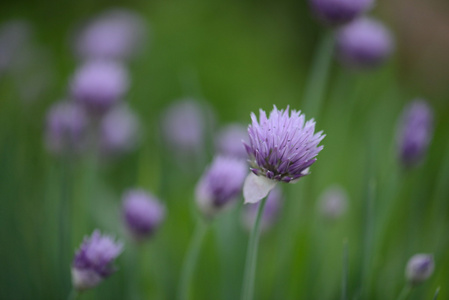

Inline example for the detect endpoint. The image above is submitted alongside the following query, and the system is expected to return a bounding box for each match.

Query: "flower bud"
[100,104,140,156]
[70,60,129,115]
[397,100,434,168]
[72,230,123,291]
[195,156,247,218]
[215,124,249,159]
[45,101,88,155]
[405,254,434,285]
[122,189,166,241]
[309,0,374,27]
[336,17,394,70]
[318,185,348,221]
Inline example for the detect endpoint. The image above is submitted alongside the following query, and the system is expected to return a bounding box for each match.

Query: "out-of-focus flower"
[100,104,140,156]
[0,20,32,74]
[45,101,88,155]
[405,254,434,285]
[397,100,434,168]
[309,0,374,27]
[242,186,283,232]
[243,106,324,204]
[71,230,123,291]
[161,99,207,155]
[70,60,129,115]
[215,124,248,159]
[122,189,165,241]
[75,9,147,61]
[318,185,348,221]
[195,156,247,218]
[335,17,394,69]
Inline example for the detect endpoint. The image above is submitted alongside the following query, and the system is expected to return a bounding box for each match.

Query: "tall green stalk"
[302,31,334,119]
[241,197,268,300]
[178,219,208,300]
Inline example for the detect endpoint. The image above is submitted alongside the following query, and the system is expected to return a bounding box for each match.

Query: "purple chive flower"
[245,106,324,183]
[195,156,248,218]
[70,60,129,115]
[242,186,283,232]
[318,185,348,221]
[336,17,394,69]
[161,99,207,155]
[215,124,249,159]
[309,0,374,26]
[405,254,434,285]
[122,189,165,240]
[397,100,434,168]
[100,104,140,156]
[75,9,147,61]
[72,230,123,291]
[45,101,88,155]
[243,106,324,203]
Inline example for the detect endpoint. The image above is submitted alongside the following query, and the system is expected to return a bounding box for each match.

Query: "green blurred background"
[1,0,449,299]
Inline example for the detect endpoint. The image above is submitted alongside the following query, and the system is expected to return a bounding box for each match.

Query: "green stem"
[302,31,334,119]
[178,219,208,300]
[396,284,412,300]
[59,157,72,296]
[67,289,79,300]
[341,240,348,300]
[433,287,440,300]
[241,197,268,300]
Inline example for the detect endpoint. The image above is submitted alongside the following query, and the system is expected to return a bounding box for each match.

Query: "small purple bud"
[397,100,434,168]
[100,104,140,156]
[70,60,129,115]
[309,0,374,27]
[215,124,249,159]
[336,17,394,69]
[318,185,348,221]
[45,101,88,155]
[72,230,123,291]
[242,186,283,232]
[122,189,165,241]
[75,9,147,61]
[161,99,207,155]
[195,156,248,218]
[405,254,434,285]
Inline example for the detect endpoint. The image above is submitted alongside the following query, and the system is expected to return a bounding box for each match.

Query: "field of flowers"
[1,0,449,299]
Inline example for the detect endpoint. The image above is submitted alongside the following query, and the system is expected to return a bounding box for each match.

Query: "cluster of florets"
[72,230,123,291]
[244,106,324,183]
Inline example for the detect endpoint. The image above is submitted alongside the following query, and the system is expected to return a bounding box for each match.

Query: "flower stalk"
[241,196,268,300]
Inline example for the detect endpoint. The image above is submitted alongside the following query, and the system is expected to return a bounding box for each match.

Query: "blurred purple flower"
[309,0,374,26]
[242,186,283,232]
[406,254,434,285]
[195,156,247,218]
[318,185,348,221]
[72,230,123,291]
[70,60,129,115]
[161,99,207,155]
[215,124,249,159]
[100,104,140,156]
[75,9,147,61]
[397,100,434,168]
[336,17,394,69]
[122,189,165,241]
[45,101,88,155]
